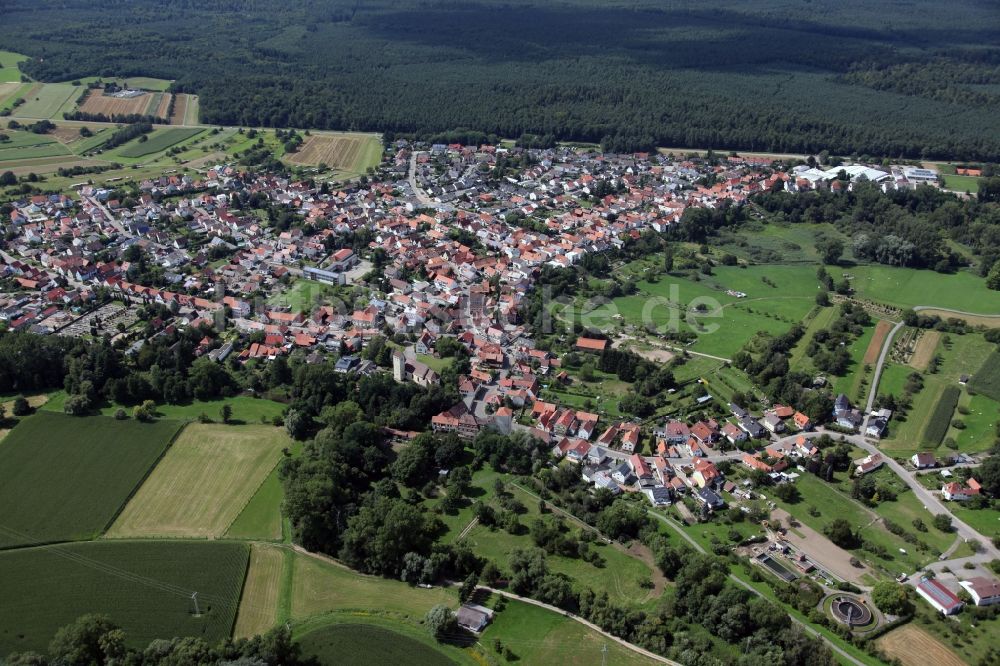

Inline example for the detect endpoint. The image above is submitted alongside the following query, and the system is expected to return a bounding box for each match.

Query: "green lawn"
[416,353,454,373]
[830,320,881,400]
[0,540,248,655]
[126,76,174,91]
[942,174,980,193]
[290,550,458,621]
[0,51,27,82]
[944,390,999,453]
[288,557,659,666]
[847,265,996,313]
[268,278,338,312]
[950,505,1000,540]
[0,412,182,548]
[481,597,662,666]
[670,354,726,383]
[42,392,287,424]
[584,264,820,358]
[541,367,631,419]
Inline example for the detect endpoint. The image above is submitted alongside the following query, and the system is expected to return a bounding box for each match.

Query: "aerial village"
[3,141,993,618]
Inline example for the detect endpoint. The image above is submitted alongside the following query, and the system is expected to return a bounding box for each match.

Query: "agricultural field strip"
[108,423,289,538]
[233,543,283,638]
[0,540,248,654]
[222,456,285,537]
[0,413,182,549]
[115,127,204,158]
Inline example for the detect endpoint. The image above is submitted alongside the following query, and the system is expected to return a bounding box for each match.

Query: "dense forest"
[2,0,999,159]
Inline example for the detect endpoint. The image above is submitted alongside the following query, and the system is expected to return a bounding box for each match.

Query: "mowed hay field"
[875,624,965,666]
[909,330,941,370]
[0,540,248,656]
[109,424,290,538]
[284,133,382,174]
[0,413,181,548]
[233,544,284,639]
[15,83,78,119]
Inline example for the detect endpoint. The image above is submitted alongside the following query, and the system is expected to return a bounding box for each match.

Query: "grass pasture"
[0,140,72,162]
[0,144,71,161]
[482,598,661,666]
[287,552,655,666]
[284,132,382,176]
[0,82,21,106]
[0,82,34,113]
[584,264,820,358]
[0,540,248,656]
[847,265,996,313]
[115,127,203,158]
[109,424,290,538]
[876,624,965,666]
[125,77,173,91]
[0,413,181,549]
[42,393,287,424]
[0,51,27,82]
[15,83,78,119]
[290,551,456,621]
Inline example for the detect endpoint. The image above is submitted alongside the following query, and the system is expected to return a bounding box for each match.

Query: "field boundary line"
[101,419,188,535]
[223,455,285,537]
[232,542,255,639]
